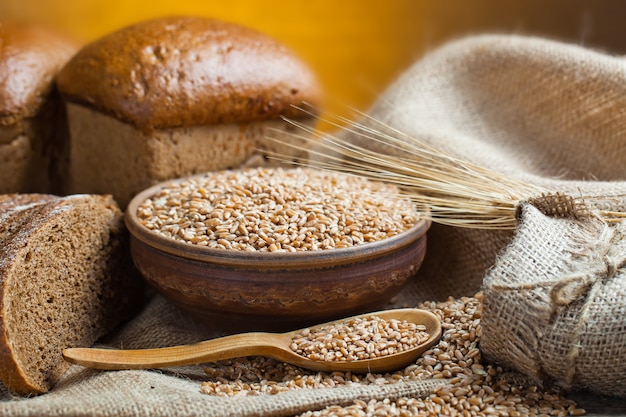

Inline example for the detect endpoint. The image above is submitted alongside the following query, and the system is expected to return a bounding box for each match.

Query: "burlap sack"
[330,34,626,299]
[1,34,625,415]
[328,34,626,397]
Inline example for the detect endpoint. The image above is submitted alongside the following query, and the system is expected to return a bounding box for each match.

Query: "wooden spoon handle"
[63,332,283,370]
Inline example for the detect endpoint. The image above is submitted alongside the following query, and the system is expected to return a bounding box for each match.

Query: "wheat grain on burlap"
[329,34,626,397]
[1,34,625,416]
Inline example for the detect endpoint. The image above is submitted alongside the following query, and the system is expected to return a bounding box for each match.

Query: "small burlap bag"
[482,203,626,397]
[1,34,625,415]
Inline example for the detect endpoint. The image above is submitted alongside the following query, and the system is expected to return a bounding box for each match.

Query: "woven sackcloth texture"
[329,34,626,302]
[481,203,626,397]
[324,34,626,397]
[1,34,625,414]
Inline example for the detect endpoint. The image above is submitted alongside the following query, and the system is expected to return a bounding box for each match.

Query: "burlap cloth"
[2,34,625,414]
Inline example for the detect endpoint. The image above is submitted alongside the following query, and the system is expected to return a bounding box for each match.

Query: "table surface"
[570,392,626,416]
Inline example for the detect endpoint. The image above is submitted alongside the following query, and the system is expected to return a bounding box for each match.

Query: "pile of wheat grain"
[201,295,585,416]
[137,166,418,251]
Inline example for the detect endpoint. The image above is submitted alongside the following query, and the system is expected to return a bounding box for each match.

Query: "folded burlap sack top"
[1,34,624,416]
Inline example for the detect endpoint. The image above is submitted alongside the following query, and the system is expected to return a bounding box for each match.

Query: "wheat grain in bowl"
[136,166,420,252]
[125,167,430,330]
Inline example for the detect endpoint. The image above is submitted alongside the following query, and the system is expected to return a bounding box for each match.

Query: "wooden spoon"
[63,308,441,374]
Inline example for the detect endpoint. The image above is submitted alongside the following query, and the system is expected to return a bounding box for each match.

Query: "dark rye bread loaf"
[57,16,322,208]
[0,194,144,395]
[0,21,77,194]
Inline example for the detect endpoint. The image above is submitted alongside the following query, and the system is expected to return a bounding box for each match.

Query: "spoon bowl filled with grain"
[64,308,442,374]
[125,167,431,331]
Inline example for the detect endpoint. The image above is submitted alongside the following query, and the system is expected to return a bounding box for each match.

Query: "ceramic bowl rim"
[125,174,431,268]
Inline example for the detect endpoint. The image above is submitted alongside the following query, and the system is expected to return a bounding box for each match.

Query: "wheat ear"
[265,106,626,229]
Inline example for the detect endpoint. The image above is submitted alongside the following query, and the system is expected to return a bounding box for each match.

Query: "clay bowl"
[125,181,431,332]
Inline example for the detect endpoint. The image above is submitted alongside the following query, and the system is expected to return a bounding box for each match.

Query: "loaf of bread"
[0,21,77,194]
[56,16,322,208]
[0,193,144,395]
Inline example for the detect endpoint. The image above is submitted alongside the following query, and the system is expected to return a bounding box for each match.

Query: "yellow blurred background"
[2,0,625,129]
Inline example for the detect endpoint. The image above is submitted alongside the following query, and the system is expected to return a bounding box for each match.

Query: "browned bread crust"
[0,22,77,194]
[56,16,321,133]
[0,21,77,128]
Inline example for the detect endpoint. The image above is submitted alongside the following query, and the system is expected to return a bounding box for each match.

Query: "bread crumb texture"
[64,104,313,208]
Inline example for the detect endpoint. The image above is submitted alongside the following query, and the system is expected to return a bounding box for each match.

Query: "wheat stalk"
[265,105,624,229]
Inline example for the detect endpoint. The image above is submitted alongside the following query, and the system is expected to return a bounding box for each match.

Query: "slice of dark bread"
[0,194,144,395]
